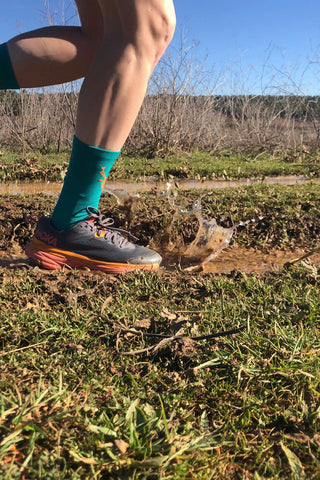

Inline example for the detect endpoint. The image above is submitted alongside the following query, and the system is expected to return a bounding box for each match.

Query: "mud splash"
[146,182,265,272]
[101,182,315,273]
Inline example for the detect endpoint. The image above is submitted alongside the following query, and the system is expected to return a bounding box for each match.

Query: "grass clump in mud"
[0,150,69,183]
[0,266,320,479]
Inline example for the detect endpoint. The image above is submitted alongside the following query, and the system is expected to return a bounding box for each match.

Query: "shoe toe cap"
[128,248,162,265]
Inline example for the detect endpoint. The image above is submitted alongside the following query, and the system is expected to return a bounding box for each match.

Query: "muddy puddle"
[0,175,319,196]
[1,244,319,275]
[1,177,320,275]
[158,240,320,274]
[201,246,320,274]
[1,176,319,275]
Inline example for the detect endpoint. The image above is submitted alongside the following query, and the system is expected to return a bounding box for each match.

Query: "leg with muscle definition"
[25,0,176,273]
[1,0,103,88]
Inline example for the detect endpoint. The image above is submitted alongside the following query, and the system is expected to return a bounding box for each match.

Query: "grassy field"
[1,148,320,182]
[1,152,320,479]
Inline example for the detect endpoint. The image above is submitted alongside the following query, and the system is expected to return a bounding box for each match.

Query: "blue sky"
[1,0,320,94]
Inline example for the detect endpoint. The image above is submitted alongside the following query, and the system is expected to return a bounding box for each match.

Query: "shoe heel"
[25,243,66,270]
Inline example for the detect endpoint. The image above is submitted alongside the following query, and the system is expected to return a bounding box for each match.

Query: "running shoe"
[25,207,162,273]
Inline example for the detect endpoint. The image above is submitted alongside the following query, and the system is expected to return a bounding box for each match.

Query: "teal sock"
[51,136,120,230]
[0,43,19,90]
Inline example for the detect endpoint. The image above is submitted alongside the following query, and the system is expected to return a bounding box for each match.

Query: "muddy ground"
[1,183,320,274]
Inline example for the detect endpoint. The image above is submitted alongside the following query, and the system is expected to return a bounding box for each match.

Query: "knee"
[126,0,176,67]
[149,0,176,64]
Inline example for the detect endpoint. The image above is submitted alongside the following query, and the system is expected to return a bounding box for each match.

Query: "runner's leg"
[76,0,176,150]
[51,0,176,229]
[26,0,176,272]
[2,0,103,88]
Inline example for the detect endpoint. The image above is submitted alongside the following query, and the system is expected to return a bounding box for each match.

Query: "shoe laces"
[86,207,138,247]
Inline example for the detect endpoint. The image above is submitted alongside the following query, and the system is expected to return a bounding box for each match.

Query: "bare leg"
[7,0,104,87]
[75,0,176,151]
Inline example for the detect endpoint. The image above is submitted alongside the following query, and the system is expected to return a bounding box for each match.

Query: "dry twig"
[97,314,244,356]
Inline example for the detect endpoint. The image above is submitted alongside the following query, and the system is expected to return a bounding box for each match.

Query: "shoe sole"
[25,239,160,274]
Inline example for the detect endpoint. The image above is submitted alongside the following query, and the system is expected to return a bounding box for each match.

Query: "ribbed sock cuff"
[72,136,121,162]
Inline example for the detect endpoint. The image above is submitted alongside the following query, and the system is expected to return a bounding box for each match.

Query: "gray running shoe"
[25,207,162,273]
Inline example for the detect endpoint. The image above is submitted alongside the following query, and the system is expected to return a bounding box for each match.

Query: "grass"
[113,150,320,181]
[0,266,320,479]
[1,161,320,478]
[0,149,69,183]
[1,148,320,182]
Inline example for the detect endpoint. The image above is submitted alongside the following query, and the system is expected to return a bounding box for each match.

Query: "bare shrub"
[0,86,76,152]
[125,32,223,156]
[124,35,320,155]
[216,94,312,152]
[1,90,319,157]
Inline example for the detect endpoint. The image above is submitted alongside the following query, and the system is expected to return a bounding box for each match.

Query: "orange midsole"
[29,238,158,269]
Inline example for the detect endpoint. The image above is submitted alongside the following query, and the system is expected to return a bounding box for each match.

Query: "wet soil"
[1,239,319,275]
[202,245,320,274]
[1,186,320,275]
[0,175,319,196]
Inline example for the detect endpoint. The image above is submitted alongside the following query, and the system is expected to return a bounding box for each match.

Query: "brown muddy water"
[201,246,320,274]
[0,175,319,196]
